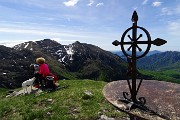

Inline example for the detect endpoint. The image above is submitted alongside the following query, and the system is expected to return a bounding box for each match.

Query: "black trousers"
[34,73,44,86]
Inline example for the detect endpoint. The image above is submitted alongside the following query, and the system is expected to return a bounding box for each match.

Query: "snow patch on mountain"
[54,44,75,63]
[24,43,29,48]
[64,45,74,61]
[13,39,77,64]
[30,48,33,51]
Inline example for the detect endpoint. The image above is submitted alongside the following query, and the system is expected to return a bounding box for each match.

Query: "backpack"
[45,73,58,90]
[49,73,58,83]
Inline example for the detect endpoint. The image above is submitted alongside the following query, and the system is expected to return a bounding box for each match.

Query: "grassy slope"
[0,80,126,120]
[140,69,180,84]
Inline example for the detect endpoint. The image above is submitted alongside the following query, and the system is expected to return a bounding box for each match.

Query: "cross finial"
[131,11,138,23]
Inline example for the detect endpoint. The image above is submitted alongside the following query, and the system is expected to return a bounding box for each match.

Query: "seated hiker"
[34,57,58,90]
[32,57,50,88]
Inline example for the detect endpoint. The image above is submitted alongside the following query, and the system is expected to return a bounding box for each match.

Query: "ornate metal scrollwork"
[123,92,131,101]
[138,97,146,105]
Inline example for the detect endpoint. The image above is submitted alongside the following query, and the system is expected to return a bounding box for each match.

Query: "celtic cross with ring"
[112,11,167,110]
[113,11,167,59]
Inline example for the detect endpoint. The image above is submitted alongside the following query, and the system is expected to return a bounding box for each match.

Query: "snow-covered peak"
[65,45,74,55]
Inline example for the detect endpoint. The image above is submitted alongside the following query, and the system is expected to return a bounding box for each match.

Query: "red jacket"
[38,63,50,78]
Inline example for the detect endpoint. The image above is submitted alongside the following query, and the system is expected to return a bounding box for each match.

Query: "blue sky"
[0,0,179,51]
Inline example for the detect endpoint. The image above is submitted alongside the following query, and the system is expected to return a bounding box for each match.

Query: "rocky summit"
[0,39,127,88]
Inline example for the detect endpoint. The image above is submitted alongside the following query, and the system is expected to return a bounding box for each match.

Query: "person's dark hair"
[30,64,35,71]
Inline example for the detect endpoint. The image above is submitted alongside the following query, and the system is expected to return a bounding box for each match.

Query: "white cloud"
[133,7,138,10]
[161,5,180,15]
[161,8,173,15]
[52,38,77,45]
[175,5,180,14]
[152,1,162,7]
[0,41,26,47]
[87,0,94,6]
[168,20,180,36]
[169,22,180,31]
[142,0,148,5]
[0,27,88,38]
[63,0,80,7]
[96,3,104,7]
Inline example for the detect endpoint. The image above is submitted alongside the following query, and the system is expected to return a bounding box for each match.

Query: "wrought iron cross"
[112,11,167,110]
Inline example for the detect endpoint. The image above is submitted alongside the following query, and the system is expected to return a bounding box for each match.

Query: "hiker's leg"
[38,74,43,86]
[37,74,45,90]
[34,73,40,88]
[34,73,39,84]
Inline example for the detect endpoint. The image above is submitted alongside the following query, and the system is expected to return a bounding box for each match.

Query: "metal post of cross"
[112,11,167,110]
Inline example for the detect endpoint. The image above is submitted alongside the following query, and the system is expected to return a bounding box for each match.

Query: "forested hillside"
[137,51,180,82]
[137,51,180,71]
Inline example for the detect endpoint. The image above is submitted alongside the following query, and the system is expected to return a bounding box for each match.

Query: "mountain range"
[112,50,162,57]
[137,51,180,71]
[0,39,127,88]
[1,39,179,88]
[113,50,180,81]
[112,50,180,71]
[137,51,180,81]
